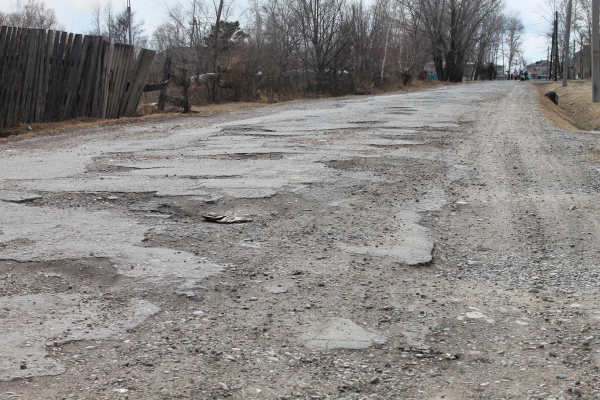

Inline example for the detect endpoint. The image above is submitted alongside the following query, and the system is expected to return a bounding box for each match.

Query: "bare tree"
[504,12,524,79]
[2,0,61,30]
[469,9,503,80]
[294,0,351,93]
[417,0,503,82]
[400,0,429,75]
[89,2,103,36]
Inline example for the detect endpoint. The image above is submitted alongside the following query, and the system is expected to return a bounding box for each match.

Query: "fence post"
[182,58,190,113]
[158,52,171,112]
[214,59,220,103]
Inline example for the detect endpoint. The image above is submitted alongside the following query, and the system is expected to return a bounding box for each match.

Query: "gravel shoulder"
[1,81,599,399]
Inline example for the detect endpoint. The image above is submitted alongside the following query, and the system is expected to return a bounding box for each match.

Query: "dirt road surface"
[1,81,600,399]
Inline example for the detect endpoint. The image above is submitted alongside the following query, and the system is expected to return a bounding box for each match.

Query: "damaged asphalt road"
[1,81,600,399]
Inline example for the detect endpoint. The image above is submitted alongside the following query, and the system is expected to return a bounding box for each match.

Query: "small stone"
[465,311,486,319]
[163,370,171,374]
[370,376,380,384]
[266,357,279,362]
[248,297,259,301]
[556,374,567,380]
[265,286,288,294]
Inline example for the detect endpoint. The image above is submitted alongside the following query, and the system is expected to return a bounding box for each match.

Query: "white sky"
[1,0,551,64]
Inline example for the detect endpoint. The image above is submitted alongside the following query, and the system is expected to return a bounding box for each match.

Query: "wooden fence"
[0,26,156,130]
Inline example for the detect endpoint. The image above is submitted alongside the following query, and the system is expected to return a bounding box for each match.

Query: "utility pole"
[127,0,132,47]
[546,46,551,80]
[593,0,600,101]
[563,0,572,86]
[190,2,197,48]
[554,11,559,81]
[550,22,555,81]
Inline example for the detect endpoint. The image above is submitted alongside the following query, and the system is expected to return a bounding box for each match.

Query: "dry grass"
[0,114,169,143]
[530,80,600,131]
[0,102,271,143]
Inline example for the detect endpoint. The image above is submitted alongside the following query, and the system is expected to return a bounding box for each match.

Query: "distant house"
[573,45,590,79]
[526,60,551,79]
[493,64,507,79]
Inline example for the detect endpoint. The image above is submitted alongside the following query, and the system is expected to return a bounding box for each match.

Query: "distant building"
[573,45,590,79]
[526,60,551,79]
[494,64,507,79]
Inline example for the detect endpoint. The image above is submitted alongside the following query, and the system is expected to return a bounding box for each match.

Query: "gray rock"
[265,286,288,294]
[301,318,386,350]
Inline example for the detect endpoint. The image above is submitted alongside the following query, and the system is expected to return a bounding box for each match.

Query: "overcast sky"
[2,0,552,65]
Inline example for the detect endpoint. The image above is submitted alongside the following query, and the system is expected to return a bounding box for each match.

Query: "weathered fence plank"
[0,27,11,86]
[38,30,53,123]
[123,49,156,117]
[90,37,105,118]
[0,27,18,129]
[116,45,135,118]
[22,29,42,123]
[100,42,113,119]
[106,44,124,119]
[31,29,46,123]
[62,34,84,119]
[0,26,7,53]
[3,28,24,128]
[46,31,65,121]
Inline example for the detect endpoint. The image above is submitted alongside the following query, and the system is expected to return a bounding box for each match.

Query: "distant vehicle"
[537,74,549,80]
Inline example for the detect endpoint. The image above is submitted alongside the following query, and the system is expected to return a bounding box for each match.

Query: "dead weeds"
[0,102,269,142]
[530,80,600,131]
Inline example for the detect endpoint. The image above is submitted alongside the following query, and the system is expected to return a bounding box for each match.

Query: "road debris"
[201,213,252,224]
